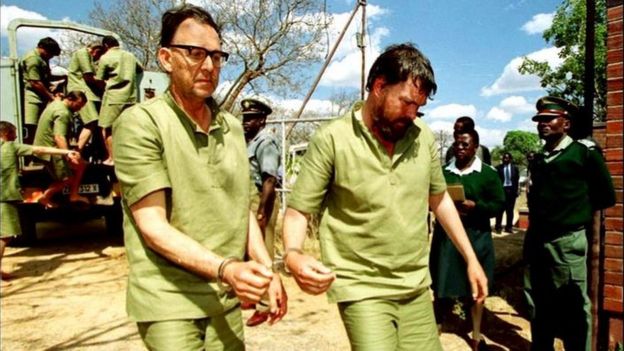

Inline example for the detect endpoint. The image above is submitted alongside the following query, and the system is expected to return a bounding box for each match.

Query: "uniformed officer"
[241,97,281,327]
[20,37,62,145]
[97,35,143,165]
[524,96,616,351]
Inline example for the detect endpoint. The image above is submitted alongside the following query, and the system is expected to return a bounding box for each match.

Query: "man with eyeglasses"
[112,4,286,350]
[523,96,615,351]
[97,35,143,166]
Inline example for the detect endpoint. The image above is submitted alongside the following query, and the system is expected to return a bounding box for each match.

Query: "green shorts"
[99,103,129,128]
[45,155,71,181]
[136,306,244,351]
[1,202,21,238]
[78,100,101,125]
[25,101,46,125]
[338,291,442,351]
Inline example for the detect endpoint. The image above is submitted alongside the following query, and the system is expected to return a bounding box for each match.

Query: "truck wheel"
[104,199,123,237]
[11,205,39,247]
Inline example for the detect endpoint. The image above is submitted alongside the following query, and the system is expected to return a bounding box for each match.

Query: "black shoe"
[504,227,513,233]
[494,227,502,234]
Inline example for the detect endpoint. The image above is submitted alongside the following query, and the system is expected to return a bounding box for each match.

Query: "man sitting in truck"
[33,90,89,208]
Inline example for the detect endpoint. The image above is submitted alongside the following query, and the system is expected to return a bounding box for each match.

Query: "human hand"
[456,199,476,215]
[467,260,488,304]
[222,261,273,304]
[285,252,335,295]
[266,273,288,325]
[66,151,81,164]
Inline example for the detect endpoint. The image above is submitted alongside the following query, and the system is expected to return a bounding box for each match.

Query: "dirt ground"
[1,218,561,351]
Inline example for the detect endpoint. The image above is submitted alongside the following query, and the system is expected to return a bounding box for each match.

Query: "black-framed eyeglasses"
[168,44,229,67]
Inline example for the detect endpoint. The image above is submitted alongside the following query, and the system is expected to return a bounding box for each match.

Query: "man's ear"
[158,47,173,73]
[371,77,387,97]
[563,118,571,133]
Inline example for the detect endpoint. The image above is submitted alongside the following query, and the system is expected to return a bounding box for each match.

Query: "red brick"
[604,271,623,285]
[608,161,623,176]
[609,35,624,52]
[608,5,623,21]
[608,317,623,347]
[608,62,624,78]
[606,105,623,120]
[606,217,624,231]
[606,231,623,245]
[608,77,624,91]
[606,204,623,217]
[605,285,624,301]
[609,18,623,34]
[608,49,624,65]
[606,134,623,149]
[605,258,624,272]
[607,91,624,106]
[604,298,624,313]
[606,148,624,161]
[606,244,624,259]
[617,189,623,203]
[607,120,624,134]
[611,175,623,190]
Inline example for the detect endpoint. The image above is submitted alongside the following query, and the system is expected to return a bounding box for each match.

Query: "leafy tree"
[492,130,541,169]
[519,0,607,121]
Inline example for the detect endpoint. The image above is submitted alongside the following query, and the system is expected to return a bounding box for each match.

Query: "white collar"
[446,156,482,175]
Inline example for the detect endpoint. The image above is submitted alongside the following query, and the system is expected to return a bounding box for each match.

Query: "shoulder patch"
[576,138,596,149]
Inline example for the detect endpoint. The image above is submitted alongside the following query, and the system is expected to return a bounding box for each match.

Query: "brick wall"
[603,1,623,349]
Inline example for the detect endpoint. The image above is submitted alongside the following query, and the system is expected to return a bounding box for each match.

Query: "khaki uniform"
[96,47,142,128]
[1,141,34,237]
[113,92,249,348]
[67,47,100,124]
[288,102,446,349]
[33,100,73,180]
[20,49,51,125]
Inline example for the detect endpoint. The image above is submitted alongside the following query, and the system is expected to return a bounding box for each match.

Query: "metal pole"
[360,0,367,99]
[285,0,364,139]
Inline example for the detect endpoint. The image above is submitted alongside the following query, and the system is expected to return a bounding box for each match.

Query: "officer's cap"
[531,96,579,122]
[241,98,272,117]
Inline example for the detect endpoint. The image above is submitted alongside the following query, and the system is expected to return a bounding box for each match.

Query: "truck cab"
[1,18,168,245]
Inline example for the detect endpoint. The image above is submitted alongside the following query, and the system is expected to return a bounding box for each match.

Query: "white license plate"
[62,184,100,195]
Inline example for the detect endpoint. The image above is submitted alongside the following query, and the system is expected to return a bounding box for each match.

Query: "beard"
[372,111,413,142]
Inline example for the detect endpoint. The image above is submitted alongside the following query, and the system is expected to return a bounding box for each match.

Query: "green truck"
[1,18,168,244]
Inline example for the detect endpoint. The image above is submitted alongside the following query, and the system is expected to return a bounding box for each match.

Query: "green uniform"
[289,102,446,349]
[430,157,504,298]
[67,47,100,124]
[524,136,615,351]
[113,92,249,328]
[1,141,34,237]
[33,100,73,180]
[96,47,142,128]
[20,49,51,125]
[248,128,281,258]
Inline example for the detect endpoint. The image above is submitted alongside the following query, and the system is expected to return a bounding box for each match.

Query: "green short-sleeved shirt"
[96,47,141,105]
[67,47,99,102]
[33,100,72,162]
[20,49,50,104]
[112,91,250,322]
[1,141,34,201]
[288,102,447,303]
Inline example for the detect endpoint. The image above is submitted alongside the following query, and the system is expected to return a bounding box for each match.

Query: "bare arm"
[429,191,488,302]
[130,190,273,303]
[53,135,70,150]
[256,175,277,233]
[28,80,54,101]
[282,207,335,295]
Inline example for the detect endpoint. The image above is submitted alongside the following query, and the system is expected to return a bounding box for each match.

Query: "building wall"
[604,1,623,349]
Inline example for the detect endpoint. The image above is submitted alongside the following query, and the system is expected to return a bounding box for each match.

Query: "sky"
[0,0,564,147]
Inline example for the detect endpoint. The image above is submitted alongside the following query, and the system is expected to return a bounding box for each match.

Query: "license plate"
[62,184,100,195]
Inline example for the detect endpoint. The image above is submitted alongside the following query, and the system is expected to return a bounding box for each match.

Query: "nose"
[199,55,215,71]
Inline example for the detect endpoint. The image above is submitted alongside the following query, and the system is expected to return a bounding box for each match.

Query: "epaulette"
[576,138,596,150]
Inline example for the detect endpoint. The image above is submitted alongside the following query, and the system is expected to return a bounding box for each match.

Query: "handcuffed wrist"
[216,256,241,291]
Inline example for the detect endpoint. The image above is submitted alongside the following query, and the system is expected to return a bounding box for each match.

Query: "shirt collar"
[543,134,573,158]
[446,156,482,175]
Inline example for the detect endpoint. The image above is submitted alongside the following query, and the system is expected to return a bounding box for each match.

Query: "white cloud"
[0,5,47,37]
[485,107,512,122]
[521,13,554,35]
[499,95,534,114]
[476,126,507,148]
[425,103,477,120]
[278,98,335,115]
[481,47,562,97]
[319,5,389,88]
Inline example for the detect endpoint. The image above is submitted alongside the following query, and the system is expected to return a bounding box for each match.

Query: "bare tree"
[328,89,359,115]
[88,0,178,70]
[434,129,453,160]
[205,0,331,111]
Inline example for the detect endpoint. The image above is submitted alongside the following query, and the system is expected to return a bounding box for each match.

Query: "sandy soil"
[1,218,558,351]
